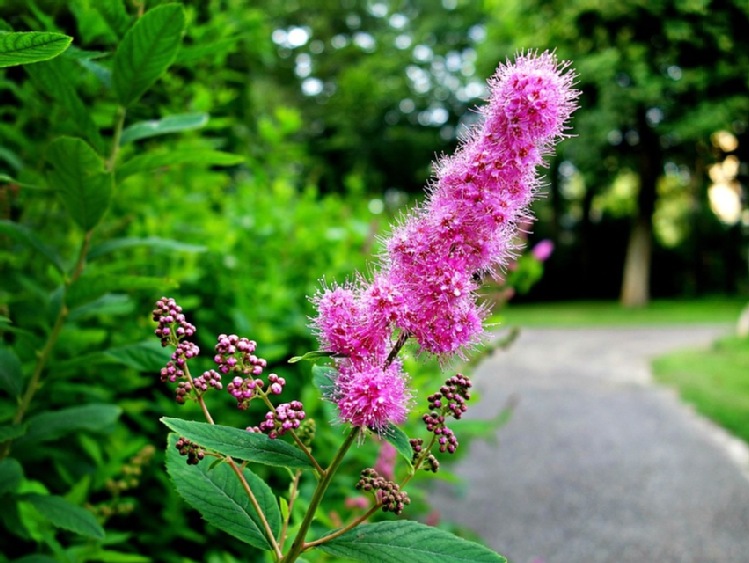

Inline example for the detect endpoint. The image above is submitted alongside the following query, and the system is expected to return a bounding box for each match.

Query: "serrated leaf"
[0,458,23,495]
[0,345,24,397]
[381,424,413,469]
[0,31,72,67]
[111,3,185,106]
[25,60,105,152]
[319,521,506,563]
[119,113,208,145]
[88,236,206,260]
[47,137,112,231]
[24,494,104,539]
[115,149,244,181]
[104,341,171,371]
[15,404,121,446]
[0,219,64,273]
[166,434,280,550]
[161,418,314,470]
[288,351,337,364]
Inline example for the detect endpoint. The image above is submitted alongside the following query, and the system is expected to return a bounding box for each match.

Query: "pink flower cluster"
[312,51,578,430]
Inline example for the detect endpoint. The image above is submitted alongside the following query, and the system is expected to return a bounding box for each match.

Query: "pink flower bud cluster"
[311,52,578,429]
[247,401,306,439]
[422,373,472,455]
[152,297,196,347]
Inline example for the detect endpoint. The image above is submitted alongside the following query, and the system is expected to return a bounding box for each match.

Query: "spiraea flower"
[311,51,578,428]
[333,359,411,433]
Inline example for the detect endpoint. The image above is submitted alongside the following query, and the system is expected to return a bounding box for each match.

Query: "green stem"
[281,426,359,563]
[0,230,93,459]
[279,470,302,550]
[303,503,380,549]
[107,106,126,172]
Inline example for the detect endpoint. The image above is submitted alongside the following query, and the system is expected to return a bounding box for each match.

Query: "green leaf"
[115,149,244,181]
[166,434,280,551]
[174,37,240,65]
[16,404,121,446]
[288,351,338,364]
[67,273,176,309]
[312,364,336,393]
[319,521,506,563]
[47,137,112,231]
[24,494,105,539]
[119,113,209,145]
[68,293,134,321]
[160,418,314,470]
[0,458,23,495]
[381,424,413,469]
[96,0,131,37]
[104,341,171,372]
[0,345,24,398]
[25,60,106,152]
[0,31,72,67]
[0,220,64,273]
[0,424,27,442]
[88,236,206,260]
[111,3,185,106]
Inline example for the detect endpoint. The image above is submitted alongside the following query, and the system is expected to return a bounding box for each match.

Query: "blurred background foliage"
[1,0,748,561]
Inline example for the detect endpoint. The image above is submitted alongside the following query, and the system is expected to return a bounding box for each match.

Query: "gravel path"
[430,326,749,563]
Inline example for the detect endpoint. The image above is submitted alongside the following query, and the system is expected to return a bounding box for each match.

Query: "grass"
[497,297,746,327]
[653,336,749,444]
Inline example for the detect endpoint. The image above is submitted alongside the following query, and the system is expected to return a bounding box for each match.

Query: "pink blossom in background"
[344,496,369,510]
[532,239,554,262]
[374,441,397,481]
[310,51,578,429]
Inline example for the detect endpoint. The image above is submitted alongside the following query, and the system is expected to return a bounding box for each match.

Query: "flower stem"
[0,229,93,459]
[279,470,302,550]
[106,106,126,172]
[281,426,359,563]
[385,331,411,368]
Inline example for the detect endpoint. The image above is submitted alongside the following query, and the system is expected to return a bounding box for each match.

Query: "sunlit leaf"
[119,113,208,145]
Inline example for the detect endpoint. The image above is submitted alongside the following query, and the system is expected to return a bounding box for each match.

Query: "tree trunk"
[620,215,653,306]
[620,108,660,307]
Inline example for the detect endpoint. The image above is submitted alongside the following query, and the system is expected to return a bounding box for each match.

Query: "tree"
[481,0,749,305]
